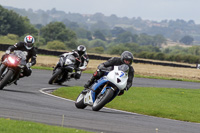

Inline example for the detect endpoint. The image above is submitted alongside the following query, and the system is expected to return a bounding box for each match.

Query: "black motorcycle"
[48,54,81,85]
[0,50,27,90]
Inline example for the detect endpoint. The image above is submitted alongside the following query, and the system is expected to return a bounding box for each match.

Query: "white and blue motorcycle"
[75,64,129,111]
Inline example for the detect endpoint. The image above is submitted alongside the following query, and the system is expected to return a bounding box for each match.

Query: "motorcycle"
[48,54,81,85]
[0,50,27,90]
[75,64,129,111]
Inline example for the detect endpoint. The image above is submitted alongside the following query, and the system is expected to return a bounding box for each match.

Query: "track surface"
[0,69,199,133]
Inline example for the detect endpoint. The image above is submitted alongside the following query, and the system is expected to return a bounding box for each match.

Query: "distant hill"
[4,6,200,44]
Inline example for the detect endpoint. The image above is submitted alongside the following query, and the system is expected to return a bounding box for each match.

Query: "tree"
[90,39,107,49]
[40,22,76,42]
[152,34,166,47]
[179,35,194,45]
[0,5,38,36]
[90,21,109,32]
[115,31,135,43]
[75,28,92,40]
[109,45,129,55]
[93,30,106,41]
[111,27,126,37]
[46,40,66,50]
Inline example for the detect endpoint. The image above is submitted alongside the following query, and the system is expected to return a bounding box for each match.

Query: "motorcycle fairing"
[90,77,109,102]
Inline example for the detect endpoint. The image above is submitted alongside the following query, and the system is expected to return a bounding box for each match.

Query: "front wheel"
[92,89,114,111]
[48,69,62,84]
[0,64,6,76]
[0,69,14,90]
[75,93,87,109]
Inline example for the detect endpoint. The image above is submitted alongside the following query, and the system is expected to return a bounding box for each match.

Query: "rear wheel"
[75,93,87,109]
[92,89,114,111]
[48,69,62,84]
[0,69,14,90]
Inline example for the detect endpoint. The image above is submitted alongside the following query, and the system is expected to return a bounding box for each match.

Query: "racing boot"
[82,76,96,94]
[14,81,18,85]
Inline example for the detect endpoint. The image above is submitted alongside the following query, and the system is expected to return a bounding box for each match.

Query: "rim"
[76,94,84,102]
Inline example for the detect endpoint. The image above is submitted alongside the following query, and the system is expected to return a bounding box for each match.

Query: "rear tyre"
[75,93,87,109]
[48,69,62,84]
[0,69,14,90]
[92,89,114,111]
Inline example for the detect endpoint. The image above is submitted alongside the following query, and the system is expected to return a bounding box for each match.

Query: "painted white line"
[39,87,75,102]
[39,87,200,125]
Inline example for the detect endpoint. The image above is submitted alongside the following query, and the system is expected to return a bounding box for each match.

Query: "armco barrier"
[0,44,196,68]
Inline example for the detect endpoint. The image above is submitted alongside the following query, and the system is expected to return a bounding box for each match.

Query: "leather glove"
[5,50,10,54]
[26,63,32,68]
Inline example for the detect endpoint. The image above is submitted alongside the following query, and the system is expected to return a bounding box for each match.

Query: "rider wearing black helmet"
[82,51,134,95]
[53,45,89,80]
[73,45,89,79]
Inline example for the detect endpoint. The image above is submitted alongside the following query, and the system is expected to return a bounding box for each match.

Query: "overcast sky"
[1,0,200,24]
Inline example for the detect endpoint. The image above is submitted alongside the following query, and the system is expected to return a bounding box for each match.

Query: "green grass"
[31,65,200,82]
[32,66,94,73]
[0,118,93,133]
[134,74,200,83]
[52,86,200,123]
[30,64,200,82]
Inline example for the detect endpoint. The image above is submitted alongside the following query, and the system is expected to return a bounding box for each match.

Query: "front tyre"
[0,64,6,76]
[92,89,114,111]
[0,69,14,90]
[48,69,62,84]
[75,93,87,109]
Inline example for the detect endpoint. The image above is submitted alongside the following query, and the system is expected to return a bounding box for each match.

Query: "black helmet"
[121,51,134,65]
[77,45,86,56]
[24,35,35,50]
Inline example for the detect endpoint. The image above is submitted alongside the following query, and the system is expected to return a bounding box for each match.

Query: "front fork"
[1,66,19,83]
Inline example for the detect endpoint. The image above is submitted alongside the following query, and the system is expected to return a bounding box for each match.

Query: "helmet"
[121,51,134,65]
[77,45,86,56]
[24,35,35,50]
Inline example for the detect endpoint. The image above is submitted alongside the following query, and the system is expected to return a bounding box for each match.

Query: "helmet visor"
[26,43,33,48]
[124,58,132,65]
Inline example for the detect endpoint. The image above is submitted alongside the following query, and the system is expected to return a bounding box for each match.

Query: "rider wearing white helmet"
[1,35,37,84]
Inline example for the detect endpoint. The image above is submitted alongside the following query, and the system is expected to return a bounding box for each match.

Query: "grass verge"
[0,118,93,133]
[32,65,200,82]
[134,74,200,83]
[52,86,200,123]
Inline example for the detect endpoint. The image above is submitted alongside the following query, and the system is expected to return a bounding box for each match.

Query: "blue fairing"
[92,77,108,91]
[90,77,108,102]
[90,77,120,103]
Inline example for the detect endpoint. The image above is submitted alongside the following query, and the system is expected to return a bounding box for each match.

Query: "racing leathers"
[1,42,37,77]
[54,50,89,79]
[84,57,134,95]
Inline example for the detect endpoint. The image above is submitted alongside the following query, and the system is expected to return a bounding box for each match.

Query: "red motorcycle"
[0,50,27,90]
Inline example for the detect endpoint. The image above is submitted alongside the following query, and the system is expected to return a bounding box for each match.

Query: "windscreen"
[118,64,129,73]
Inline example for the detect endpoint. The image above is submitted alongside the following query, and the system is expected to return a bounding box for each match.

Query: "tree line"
[1,5,200,64]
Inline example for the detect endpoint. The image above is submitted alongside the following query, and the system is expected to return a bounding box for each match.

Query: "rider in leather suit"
[1,35,37,84]
[83,51,134,95]
[53,45,89,80]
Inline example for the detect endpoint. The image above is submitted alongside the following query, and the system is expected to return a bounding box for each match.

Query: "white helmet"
[77,45,86,56]
[24,35,35,50]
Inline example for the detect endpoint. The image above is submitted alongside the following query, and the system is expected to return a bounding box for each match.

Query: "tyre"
[92,89,114,111]
[48,69,62,84]
[0,64,6,76]
[75,93,87,109]
[0,69,14,90]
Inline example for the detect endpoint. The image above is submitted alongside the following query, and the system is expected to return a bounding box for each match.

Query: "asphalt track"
[0,69,199,133]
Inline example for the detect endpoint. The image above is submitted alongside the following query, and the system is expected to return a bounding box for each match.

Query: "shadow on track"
[2,89,37,94]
